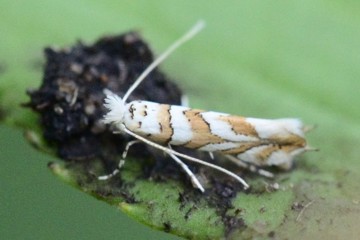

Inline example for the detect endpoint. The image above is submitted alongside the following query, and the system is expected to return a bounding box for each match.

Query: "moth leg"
[122,125,249,190]
[180,95,190,107]
[121,140,142,159]
[224,155,274,178]
[167,149,205,192]
[98,140,141,180]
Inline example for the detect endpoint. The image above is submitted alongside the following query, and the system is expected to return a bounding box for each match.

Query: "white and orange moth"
[99,21,314,192]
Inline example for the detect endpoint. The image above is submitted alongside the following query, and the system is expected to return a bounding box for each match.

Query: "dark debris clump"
[26,32,182,165]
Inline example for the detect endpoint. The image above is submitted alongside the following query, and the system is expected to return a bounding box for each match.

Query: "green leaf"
[1,1,360,239]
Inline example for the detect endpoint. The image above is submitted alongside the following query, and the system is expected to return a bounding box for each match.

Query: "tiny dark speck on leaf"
[259,206,266,213]
[163,221,172,232]
[268,231,275,238]
[291,202,304,211]
[234,208,243,215]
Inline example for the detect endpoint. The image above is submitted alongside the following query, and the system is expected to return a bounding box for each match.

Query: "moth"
[99,21,314,192]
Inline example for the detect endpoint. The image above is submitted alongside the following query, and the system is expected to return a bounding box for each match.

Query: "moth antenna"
[122,20,205,103]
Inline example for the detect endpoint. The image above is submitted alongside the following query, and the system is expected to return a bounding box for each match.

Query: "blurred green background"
[0,126,179,239]
[1,0,360,239]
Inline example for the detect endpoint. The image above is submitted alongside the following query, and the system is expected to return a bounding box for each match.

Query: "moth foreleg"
[121,140,141,159]
[98,140,141,180]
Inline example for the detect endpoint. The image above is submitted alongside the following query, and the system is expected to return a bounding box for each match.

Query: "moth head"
[102,92,126,130]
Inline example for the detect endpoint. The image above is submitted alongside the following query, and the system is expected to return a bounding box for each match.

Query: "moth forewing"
[231,117,307,169]
[121,100,308,170]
